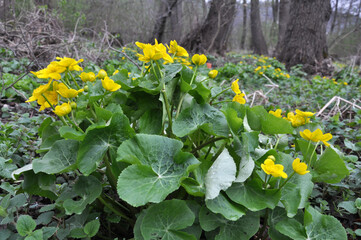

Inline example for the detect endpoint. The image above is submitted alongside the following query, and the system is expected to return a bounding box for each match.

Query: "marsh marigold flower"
[53,102,72,116]
[101,77,121,92]
[31,62,66,80]
[269,109,282,118]
[79,72,96,82]
[208,70,218,79]
[299,128,332,147]
[97,69,108,79]
[192,54,207,66]
[261,159,288,178]
[168,40,189,57]
[233,93,246,104]
[292,158,310,175]
[56,83,84,98]
[56,57,83,71]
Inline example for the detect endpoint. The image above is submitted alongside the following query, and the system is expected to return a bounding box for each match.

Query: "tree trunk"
[277,0,332,74]
[149,0,179,43]
[181,0,237,55]
[330,0,339,34]
[240,0,248,49]
[274,0,290,56]
[269,0,279,47]
[250,0,268,54]
[344,0,355,29]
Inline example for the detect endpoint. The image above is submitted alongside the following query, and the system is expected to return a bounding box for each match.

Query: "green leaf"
[25,229,43,240]
[295,139,316,165]
[312,147,349,183]
[215,212,260,240]
[88,80,105,102]
[226,177,281,211]
[140,200,196,240]
[42,227,57,239]
[275,219,307,240]
[206,192,245,221]
[267,207,293,240]
[199,205,225,232]
[222,102,246,134]
[189,82,211,104]
[338,201,357,214]
[33,139,79,174]
[77,112,135,175]
[355,198,361,209]
[16,215,36,237]
[304,206,347,240]
[173,101,229,137]
[59,126,84,141]
[247,106,294,134]
[84,219,100,237]
[139,109,162,134]
[205,149,236,200]
[22,171,57,200]
[117,134,199,206]
[181,177,205,197]
[235,154,255,183]
[56,176,102,215]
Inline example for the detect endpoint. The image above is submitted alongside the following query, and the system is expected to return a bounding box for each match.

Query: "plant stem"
[211,142,227,162]
[309,142,319,167]
[104,151,117,191]
[191,137,227,154]
[175,66,198,118]
[161,87,173,136]
[259,208,269,240]
[210,87,232,102]
[274,136,280,150]
[67,70,81,89]
[65,115,84,133]
[97,195,131,222]
[41,93,68,126]
[276,172,296,193]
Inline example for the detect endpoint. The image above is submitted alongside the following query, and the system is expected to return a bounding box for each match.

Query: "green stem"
[104,151,117,190]
[71,111,84,133]
[41,93,68,126]
[65,115,84,133]
[210,87,232,102]
[274,136,280,151]
[211,142,227,162]
[161,88,173,136]
[276,172,296,193]
[175,66,198,118]
[259,208,269,240]
[97,195,131,221]
[151,61,160,82]
[309,142,319,167]
[191,137,227,154]
[86,117,95,124]
[67,70,81,89]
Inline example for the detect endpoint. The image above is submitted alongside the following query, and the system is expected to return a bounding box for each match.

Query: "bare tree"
[181,0,237,55]
[250,0,268,54]
[240,0,248,49]
[149,0,179,43]
[277,0,332,74]
[274,0,290,56]
[330,0,339,34]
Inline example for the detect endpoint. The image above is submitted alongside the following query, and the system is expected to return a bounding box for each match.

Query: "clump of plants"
[0,40,352,239]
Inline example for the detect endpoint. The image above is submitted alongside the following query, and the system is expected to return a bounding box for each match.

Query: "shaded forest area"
[1,0,361,72]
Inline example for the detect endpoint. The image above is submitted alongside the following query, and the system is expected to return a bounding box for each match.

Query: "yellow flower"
[343,82,348,85]
[101,77,121,92]
[137,45,163,62]
[192,54,207,66]
[208,70,218,79]
[232,93,246,104]
[31,62,66,80]
[231,79,241,94]
[79,72,96,82]
[56,57,83,71]
[295,109,314,118]
[57,83,84,98]
[261,159,288,178]
[254,66,261,72]
[284,110,314,127]
[26,80,53,103]
[96,69,108,79]
[53,102,72,116]
[168,40,189,57]
[292,158,310,175]
[299,128,332,147]
[269,109,282,118]
[112,70,119,76]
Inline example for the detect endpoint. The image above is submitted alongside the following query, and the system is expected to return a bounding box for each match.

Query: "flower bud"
[70,102,77,109]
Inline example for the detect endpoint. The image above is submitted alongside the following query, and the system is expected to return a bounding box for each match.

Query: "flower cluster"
[269,109,315,127]
[300,128,332,147]
[136,39,174,63]
[27,58,121,116]
[231,79,246,104]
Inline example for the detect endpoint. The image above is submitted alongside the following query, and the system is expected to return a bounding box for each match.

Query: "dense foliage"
[0,41,360,239]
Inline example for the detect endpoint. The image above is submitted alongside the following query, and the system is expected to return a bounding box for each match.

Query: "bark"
[277,0,332,74]
[330,0,339,34]
[168,0,182,42]
[344,0,355,29]
[274,0,290,56]
[250,0,268,54]
[269,0,279,46]
[181,0,237,55]
[240,0,248,49]
[148,0,179,43]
